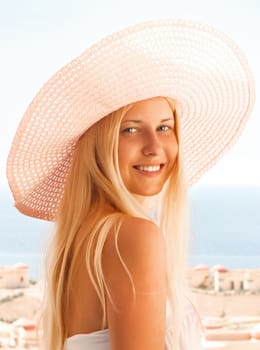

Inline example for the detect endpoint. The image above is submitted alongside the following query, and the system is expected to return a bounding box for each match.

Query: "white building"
[188,264,260,294]
[187,264,210,289]
[244,269,260,292]
[0,263,29,289]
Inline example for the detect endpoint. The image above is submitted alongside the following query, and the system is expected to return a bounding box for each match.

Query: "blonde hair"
[41,97,189,350]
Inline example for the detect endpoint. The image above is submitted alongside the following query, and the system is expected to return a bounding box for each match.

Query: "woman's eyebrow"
[121,119,142,124]
[121,117,174,124]
[160,118,174,122]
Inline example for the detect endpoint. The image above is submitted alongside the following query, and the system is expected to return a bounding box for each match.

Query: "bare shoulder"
[114,216,165,255]
[103,216,166,288]
[103,216,167,349]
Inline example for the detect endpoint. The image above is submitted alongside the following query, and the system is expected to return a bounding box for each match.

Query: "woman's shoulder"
[120,215,161,232]
[102,215,166,293]
[106,215,164,254]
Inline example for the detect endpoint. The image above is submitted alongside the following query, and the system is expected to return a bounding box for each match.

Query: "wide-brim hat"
[7,19,255,221]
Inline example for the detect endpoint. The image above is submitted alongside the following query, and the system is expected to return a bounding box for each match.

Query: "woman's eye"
[124,127,137,133]
[158,125,171,131]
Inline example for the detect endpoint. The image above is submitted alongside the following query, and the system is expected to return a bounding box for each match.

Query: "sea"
[0,185,260,279]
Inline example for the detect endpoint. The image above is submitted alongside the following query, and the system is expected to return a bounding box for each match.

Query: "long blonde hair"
[41,97,189,350]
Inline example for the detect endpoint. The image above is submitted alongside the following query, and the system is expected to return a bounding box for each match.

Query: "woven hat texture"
[7,19,255,221]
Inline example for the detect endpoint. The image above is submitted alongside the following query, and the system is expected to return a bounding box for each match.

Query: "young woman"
[7,20,255,350]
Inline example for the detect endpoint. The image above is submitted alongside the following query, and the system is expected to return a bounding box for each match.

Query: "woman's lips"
[133,164,164,173]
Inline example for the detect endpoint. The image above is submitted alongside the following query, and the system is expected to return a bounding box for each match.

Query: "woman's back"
[64,299,203,350]
[67,208,115,336]
[67,236,106,336]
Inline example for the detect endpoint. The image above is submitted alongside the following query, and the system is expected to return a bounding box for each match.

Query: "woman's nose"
[142,132,162,156]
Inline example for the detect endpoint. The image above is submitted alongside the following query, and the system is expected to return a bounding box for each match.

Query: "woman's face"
[118,97,178,197]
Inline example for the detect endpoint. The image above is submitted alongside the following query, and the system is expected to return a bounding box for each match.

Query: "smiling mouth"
[133,164,163,172]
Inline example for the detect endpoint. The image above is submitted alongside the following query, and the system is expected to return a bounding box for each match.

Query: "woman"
[7,20,255,349]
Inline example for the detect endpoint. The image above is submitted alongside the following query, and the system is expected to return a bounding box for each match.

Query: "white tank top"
[64,301,203,350]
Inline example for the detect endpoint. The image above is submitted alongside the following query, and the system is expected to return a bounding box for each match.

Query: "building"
[187,265,260,294]
[0,263,29,289]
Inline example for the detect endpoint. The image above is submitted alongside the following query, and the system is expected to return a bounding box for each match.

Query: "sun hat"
[6,19,255,221]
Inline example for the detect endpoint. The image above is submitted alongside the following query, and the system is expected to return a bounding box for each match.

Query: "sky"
[1,0,259,189]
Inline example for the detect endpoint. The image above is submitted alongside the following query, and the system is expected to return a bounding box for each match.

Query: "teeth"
[136,165,160,172]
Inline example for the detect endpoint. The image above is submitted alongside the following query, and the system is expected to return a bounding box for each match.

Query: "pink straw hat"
[7,19,255,221]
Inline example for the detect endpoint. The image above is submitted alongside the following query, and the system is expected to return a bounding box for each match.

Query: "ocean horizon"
[1,185,260,279]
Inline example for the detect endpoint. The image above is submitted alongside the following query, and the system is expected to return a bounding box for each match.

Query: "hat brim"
[7,19,255,221]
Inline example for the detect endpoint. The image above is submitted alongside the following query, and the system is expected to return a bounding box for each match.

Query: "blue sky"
[1,0,259,187]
